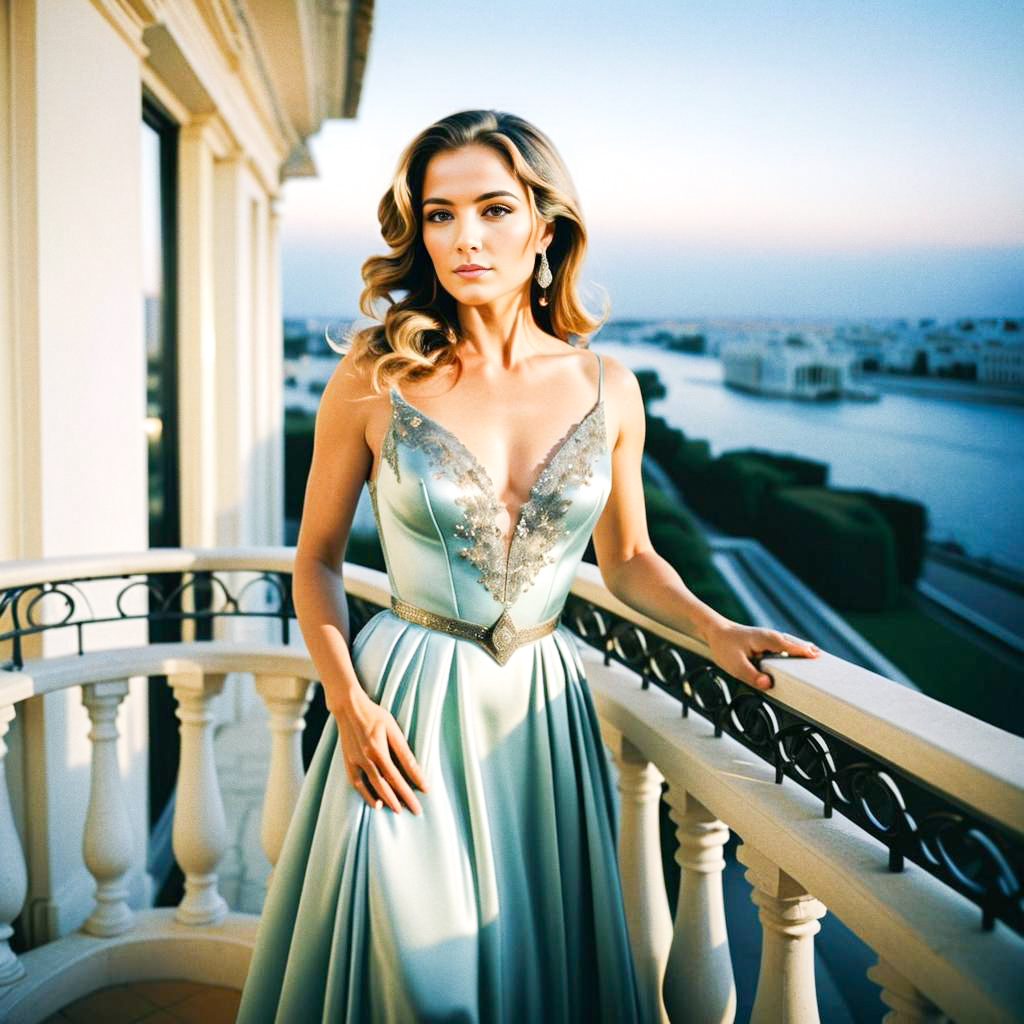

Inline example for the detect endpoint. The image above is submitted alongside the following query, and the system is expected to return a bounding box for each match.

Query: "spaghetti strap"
[595,350,605,403]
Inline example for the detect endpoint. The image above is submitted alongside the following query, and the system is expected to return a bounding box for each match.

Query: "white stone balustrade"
[867,958,949,1023]
[0,549,1021,1024]
[253,674,315,890]
[169,670,231,926]
[0,704,27,986]
[605,729,672,1024]
[737,842,827,1024]
[662,786,736,1024]
[80,680,135,937]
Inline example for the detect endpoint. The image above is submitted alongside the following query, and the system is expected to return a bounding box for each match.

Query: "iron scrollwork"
[0,568,298,670]
[560,592,1024,936]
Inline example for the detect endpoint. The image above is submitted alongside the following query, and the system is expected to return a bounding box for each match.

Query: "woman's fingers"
[391,770,424,816]
[377,747,423,815]
[747,630,822,690]
[336,694,427,814]
[353,776,382,810]
[708,622,822,695]
[364,746,423,816]
[771,630,821,656]
[746,652,773,690]
[388,719,429,793]
[361,759,403,814]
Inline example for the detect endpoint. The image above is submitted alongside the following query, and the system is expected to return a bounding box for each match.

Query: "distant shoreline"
[856,371,1024,407]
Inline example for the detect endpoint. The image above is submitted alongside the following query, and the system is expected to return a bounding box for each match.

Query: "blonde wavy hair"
[336,109,610,392]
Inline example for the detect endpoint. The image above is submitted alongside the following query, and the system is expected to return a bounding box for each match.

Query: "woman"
[236,109,820,1023]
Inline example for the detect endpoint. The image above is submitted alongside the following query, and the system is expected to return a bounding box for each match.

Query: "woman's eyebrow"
[422,190,519,207]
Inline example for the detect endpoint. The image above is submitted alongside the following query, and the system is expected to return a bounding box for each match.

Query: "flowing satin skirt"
[235,609,650,1023]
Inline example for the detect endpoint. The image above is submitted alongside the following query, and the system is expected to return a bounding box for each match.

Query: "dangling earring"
[535,249,553,307]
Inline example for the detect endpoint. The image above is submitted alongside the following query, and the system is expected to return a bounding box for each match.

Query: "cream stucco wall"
[2,0,296,944]
[4,0,152,945]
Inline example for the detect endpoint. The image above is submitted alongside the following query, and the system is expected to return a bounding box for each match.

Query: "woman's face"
[420,144,553,307]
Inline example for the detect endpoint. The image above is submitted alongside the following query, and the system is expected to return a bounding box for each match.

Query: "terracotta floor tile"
[164,985,241,1024]
[60,983,159,1023]
[126,979,207,1009]
[137,1011,182,1023]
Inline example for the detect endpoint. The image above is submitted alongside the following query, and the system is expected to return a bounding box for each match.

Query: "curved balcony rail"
[0,549,1021,1023]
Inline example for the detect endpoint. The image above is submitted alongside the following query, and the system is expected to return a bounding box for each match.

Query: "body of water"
[593,341,1024,575]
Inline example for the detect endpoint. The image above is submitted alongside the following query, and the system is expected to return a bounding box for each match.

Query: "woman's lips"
[454,268,490,278]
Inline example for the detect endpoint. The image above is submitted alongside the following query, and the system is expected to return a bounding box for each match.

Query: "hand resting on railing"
[706,622,821,690]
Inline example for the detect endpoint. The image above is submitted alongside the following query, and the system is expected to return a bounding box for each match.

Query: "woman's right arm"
[292,350,427,815]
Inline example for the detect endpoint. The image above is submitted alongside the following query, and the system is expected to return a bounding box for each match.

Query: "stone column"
[80,680,135,936]
[613,735,672,1024]
[738,842,827,1024]
[662,784,735,1023]
[169,670,229,925]
[867,957,948,1023]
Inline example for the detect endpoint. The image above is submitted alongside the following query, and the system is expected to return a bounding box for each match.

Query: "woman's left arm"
[591,355,820,691]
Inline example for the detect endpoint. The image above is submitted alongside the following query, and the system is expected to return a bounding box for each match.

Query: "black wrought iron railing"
[560,592,1023,937]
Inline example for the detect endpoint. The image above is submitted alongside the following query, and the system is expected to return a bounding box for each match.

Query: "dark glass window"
[141,104,179,549]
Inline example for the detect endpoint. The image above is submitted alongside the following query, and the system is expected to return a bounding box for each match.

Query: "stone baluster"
[867,957,948,1022]
[253,675,314,889]
[612,735,672,1024]
[0,705,27,986]
[662,785,736,1024]
[737,842,827,1024]
[169,671,229,925]
[80,681,135,936]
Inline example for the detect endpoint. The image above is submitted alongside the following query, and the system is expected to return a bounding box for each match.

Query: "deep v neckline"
[386,385,606,551]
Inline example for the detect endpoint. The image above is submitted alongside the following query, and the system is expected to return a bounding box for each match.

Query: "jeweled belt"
[390,595,560,666]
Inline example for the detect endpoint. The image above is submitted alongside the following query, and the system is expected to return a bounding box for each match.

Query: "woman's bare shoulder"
[316,348,387,437]
[588,349,644,445]
[590,349,641,401]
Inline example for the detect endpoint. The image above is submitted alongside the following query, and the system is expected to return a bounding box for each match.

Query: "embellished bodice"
[366,352,612,631]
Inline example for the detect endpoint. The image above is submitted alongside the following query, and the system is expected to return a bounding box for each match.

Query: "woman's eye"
[424,205,512,223]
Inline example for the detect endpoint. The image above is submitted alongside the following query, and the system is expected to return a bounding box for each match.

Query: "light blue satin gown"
[236,350,652,1022]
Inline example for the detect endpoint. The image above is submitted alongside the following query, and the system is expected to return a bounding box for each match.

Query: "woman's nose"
[454,218,481,254]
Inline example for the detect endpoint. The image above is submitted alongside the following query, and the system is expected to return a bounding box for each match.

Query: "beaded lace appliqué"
[383,387,607,607]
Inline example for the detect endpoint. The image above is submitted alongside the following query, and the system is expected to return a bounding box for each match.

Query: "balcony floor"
[43,979,241,1023]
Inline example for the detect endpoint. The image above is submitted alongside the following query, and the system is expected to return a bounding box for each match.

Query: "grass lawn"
[838,585,1024,739]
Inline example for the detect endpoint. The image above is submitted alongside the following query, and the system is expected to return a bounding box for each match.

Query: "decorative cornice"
[341,0,373,119]
[193,0,245,73]
[87,0,156,58]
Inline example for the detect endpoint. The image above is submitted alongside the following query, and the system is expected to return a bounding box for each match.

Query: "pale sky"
[280,0,1024,320]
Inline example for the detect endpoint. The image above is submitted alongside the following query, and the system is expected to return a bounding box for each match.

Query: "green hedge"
[761,486,900,610]
[743,449,830,488]
[691,452,794,532]
[284,413,315,521]
[643,484,750,624]
[645,415,713,493]
[827,488,928,584]
[345,528,386,572]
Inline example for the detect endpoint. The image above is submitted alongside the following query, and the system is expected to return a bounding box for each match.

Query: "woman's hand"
[329,688,429,814]
[704,620,820,691]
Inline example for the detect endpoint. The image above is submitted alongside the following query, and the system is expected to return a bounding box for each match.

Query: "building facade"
[0,0,371,947]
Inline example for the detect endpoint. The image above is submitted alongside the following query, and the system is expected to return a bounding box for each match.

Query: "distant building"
[720,334,871,400]
[979,342,1024,385]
